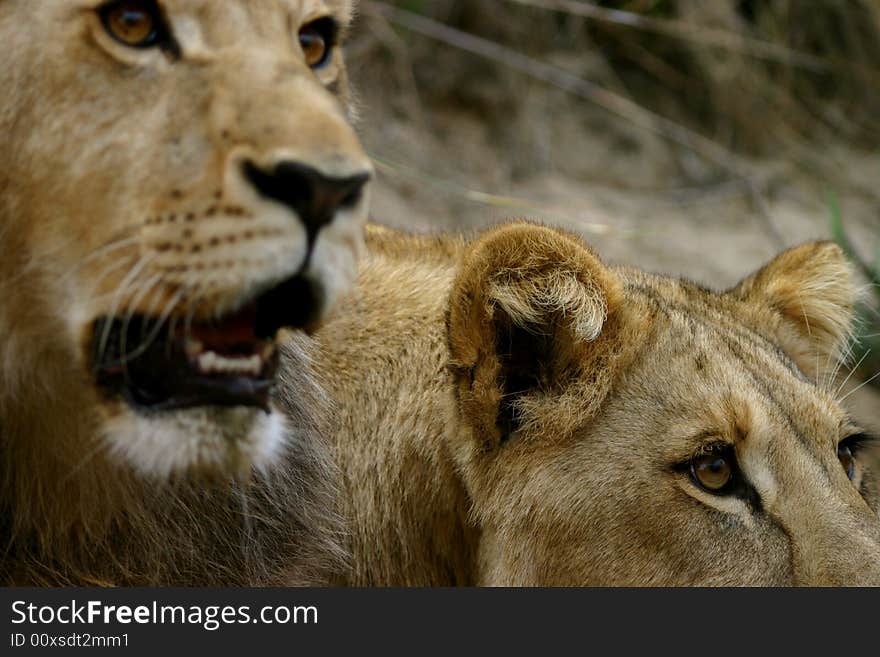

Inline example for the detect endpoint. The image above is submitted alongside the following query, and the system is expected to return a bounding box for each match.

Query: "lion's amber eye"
[838,444,856,481]
[299,19,335,69]
[690,452,733,492]
[100,0,162,48]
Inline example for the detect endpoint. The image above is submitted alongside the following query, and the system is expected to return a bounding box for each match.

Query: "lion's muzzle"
[89,272,321,412]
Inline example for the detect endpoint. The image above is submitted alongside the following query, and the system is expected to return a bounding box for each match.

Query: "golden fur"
[0,0,370,585]
[316,222,880,585]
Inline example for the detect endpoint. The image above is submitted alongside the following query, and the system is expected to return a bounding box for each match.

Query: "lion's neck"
[323,249,480,585]
[0,373,343,586]
[0,311,136,583]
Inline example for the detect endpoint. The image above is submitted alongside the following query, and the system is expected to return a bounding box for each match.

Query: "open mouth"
[90,275,323,412]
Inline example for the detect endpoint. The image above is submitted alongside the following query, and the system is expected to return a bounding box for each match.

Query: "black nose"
[243,160,370,244]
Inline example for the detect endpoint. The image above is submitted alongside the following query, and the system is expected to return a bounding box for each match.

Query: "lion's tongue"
[185,304,261,355]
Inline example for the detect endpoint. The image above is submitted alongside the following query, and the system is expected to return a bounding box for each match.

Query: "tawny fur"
[317,222,880,586]
[0,0,367,585]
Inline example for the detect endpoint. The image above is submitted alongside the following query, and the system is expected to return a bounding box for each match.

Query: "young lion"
[317,222,880,585]
[0,0,371,585]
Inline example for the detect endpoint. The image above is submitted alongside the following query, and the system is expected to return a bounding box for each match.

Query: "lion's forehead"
[621,280,845,449]
[155,0,352,17]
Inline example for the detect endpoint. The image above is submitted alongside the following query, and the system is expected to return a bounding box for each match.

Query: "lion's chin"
[100,405,287,479]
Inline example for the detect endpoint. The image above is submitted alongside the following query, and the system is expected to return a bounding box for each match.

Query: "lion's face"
[448,225,880,585]
[508,291,879,586]
[0,0,371,476]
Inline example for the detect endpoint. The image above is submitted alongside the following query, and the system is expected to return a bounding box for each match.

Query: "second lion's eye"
[837,433,879,485]
[99,0,164,48]
[691,452,733,492]
[299,18,336,69]
[679,443,760,507]
[686,446,742,495]
[838,443,856,481]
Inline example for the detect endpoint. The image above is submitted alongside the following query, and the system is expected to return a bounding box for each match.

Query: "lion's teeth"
[197,351,217,372]
[196,351,262,376]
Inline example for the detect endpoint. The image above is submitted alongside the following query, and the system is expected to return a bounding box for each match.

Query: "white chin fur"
[102,405,286,478]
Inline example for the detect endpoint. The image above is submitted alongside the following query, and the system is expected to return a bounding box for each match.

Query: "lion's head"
[447,224,880,585]
[0,0,371,477]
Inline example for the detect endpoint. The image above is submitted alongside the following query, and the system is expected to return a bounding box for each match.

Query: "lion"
[0,0,372,585]
[314,222,880,585]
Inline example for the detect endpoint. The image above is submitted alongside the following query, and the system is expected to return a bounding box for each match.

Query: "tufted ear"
[447,223,626,449]
[727,242,858,379]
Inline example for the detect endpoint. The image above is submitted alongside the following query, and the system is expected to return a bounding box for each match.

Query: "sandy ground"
[352,72,880,430]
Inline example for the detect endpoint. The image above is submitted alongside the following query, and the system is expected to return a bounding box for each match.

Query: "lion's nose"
[243,160,371,243]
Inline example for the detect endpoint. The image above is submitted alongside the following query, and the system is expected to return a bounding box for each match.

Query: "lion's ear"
[727,242,857,378]
[447,223,624,448]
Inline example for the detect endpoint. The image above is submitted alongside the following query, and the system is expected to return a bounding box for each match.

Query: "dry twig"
[365,1,785,246]
[506,0,836,72]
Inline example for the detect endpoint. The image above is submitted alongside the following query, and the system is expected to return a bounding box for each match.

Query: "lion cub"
[314,222,880,586]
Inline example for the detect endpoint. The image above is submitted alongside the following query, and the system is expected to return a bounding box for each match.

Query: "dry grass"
[348,0,880,393]
[356,0,880,158]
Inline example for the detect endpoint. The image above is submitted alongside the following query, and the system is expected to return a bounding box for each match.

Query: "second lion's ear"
[726,242,857,380]
[447,222,625,448]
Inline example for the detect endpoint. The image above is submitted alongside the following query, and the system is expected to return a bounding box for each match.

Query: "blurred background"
[346,0,879,426]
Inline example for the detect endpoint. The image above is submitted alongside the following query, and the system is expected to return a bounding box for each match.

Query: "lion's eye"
[99,0,163,48]
[838,443,856,481]
[838,432,878,484]
[299,18,336,69]
[690,451,734,493]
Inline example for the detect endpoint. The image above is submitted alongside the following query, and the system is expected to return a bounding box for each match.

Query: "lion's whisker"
[835,348,870,398]
[838,369,880,402]
[118,274,164,368]
[822,341,852,392]
[59,436,111,487]
[117,287,188,366]
[59,235,141,283]
[96,254,155,366]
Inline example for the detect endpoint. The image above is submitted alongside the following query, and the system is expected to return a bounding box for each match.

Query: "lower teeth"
[196,351,262,376]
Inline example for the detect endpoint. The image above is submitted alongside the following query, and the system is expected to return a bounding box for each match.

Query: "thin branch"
[366,1,752,178]
[365,2,792,247]
[371,154,620,236]
[506,0,837,73]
